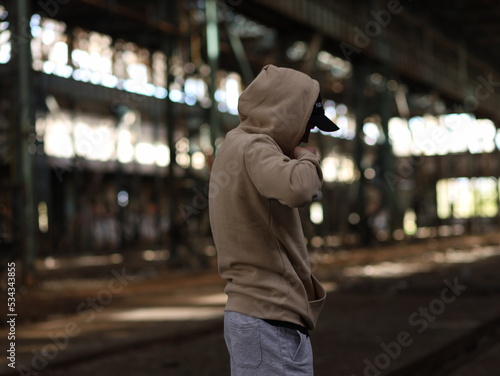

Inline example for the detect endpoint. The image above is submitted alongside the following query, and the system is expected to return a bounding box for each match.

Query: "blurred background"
[1,0,500,375]
[1,0,499,279]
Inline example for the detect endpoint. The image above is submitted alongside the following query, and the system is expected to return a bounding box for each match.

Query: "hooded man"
[209,65,339,376]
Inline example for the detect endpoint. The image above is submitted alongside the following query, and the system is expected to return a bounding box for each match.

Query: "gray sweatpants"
[224,311,314,376]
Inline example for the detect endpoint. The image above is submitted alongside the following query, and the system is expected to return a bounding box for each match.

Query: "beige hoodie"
[209,65,326,330]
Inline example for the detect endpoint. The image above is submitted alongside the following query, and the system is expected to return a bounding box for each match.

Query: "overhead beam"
[224,23,255,86]
[76,0,181,36]
[248,0,500,122]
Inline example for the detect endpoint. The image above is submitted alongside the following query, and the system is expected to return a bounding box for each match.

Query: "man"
[209,65,339,375]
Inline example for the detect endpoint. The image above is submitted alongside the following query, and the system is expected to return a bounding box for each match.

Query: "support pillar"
[206,0,220,149]
[352,62,371,246]
[224,22,254,86]
[13,0,36,285]
[378,67,397,240]
[160,0,181,266]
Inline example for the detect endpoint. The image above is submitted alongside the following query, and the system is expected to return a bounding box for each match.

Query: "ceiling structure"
[405,0,500,70]
[236,0,500,122]
[14,0,500,122]
[3,0,499,262]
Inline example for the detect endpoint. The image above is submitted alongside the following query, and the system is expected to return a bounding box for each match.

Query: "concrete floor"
[3,234,500,376]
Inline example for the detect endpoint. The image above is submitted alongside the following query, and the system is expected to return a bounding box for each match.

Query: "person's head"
[300,93,339,144]
[237,65,339,154]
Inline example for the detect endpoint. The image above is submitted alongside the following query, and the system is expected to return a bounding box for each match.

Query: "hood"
[237,65,320,156]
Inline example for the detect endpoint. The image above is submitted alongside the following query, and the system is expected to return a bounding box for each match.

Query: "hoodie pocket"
[306,276,327,329]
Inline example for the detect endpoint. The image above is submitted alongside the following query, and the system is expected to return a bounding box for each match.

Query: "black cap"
[308,94,340,132]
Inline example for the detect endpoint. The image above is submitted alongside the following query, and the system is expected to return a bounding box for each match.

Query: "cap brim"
[309,114,340,132]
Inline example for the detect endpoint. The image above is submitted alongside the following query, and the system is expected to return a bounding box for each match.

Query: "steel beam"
[206,0,221,148]
[224,23,254,86]
[249,0,500,122]
[14,0,36,285]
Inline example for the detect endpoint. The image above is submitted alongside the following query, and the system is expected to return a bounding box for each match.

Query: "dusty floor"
[3,234,500,376]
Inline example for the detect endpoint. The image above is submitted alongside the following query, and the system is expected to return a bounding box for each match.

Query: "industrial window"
[437,177,499,219]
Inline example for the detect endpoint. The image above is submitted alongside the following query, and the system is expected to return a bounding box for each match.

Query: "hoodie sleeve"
[245,135,323,207]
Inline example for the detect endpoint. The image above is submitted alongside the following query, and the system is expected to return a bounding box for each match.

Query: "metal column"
[352,62,371,245]
[205,0,220,149]
[160,0,180,266]
[14,0,36,284]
